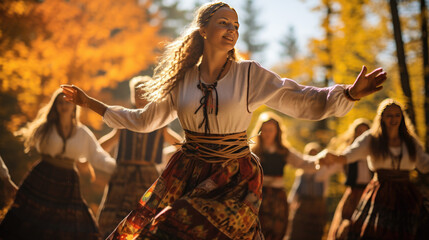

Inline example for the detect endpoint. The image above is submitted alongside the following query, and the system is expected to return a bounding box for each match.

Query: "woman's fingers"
[374,71,387,86]
[353,66,387,99]
[356,65,367,81]
[366,67,383,78]
[61,85,80,103]
[61,85,74,94]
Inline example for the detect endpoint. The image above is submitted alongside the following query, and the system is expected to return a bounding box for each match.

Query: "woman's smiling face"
[381,105,402,131]
[201,7,239,52]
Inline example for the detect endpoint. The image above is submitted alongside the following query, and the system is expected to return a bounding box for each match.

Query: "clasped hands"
[314,150,341,169]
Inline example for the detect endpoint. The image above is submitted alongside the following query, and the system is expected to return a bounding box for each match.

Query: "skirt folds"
[286,195,326,240]
[327,186,365,240]
[259,186,288,240]
[348,170,422,240]
[0,160,100,240]
[98,163,159,238]
[109,150,264,240]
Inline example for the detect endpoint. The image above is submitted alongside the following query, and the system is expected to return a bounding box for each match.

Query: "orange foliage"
[1,0,165,129]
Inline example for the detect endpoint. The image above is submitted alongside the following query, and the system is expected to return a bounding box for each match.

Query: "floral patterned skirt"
[108,148,264,240]
[348,170,421,240]
[97,163,160,238]
[0,160,100,240]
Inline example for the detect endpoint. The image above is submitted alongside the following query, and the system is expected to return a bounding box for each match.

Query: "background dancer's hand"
[348,66,387,100]
[61,84,108,116]
[61,85,90,107]
[321,152,347,165]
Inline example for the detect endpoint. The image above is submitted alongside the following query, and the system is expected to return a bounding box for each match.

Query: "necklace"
[56,123,74,154]
[194,58,229,134]
[389,145,403,170]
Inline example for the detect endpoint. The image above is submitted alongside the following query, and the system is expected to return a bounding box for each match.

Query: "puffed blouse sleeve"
[103,90,178,133]
[247,61,354,120]
[81,125,116,174]
[415,139,429,173]
[342,131,372,164]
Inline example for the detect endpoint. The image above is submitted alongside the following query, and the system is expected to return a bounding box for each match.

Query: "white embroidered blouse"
[36,124,116,174]
[104,60,354,134]
[343,131,429,173]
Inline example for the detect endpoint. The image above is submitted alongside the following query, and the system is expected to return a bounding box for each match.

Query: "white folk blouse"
[36,124,116,174]
[343,131,429,173]
[104,60,354,134]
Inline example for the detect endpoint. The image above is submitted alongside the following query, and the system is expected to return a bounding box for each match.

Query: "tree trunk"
[420,0,429,150]
[323,0,333,87]
[389,0,416,125]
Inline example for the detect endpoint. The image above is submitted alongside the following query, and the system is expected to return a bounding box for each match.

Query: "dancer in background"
[286,142,339,240]
[327,118,372,240]
[251,113,320,240]
[0,89,116,240]
[322,99,429,240]
[97,76,182,238]
[0,155,18,220]
[62,1,385,238]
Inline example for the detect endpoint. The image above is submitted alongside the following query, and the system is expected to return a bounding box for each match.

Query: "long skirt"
[327,186,365,240]
[108,150,264,240]
[348,170,422,240]
[286,195,326,240]
[0,160,100,240]
[259,187,288,240]
[98,163,159,238]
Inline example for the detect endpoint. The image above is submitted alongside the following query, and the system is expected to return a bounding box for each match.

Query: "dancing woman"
[286,142,339,240]
[327,118,372,240]
[62,2,386,239]
[323,99,429,239]
[0,89,116,240]
[251,113,319,240]
[97,76,182,238]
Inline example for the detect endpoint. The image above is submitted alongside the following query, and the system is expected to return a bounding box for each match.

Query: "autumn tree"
[308,0,390,135]
[379,0,428,143]
[1,0,164,130]
[389,0,416,124]
[420,0,429,150]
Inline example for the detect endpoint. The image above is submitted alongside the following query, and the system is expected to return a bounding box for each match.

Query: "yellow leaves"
[6,0,28,15]
[1,0,164,129]
[79,108,104,130]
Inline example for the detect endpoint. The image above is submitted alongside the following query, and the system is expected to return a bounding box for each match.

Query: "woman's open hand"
[61,84,108,116]
[349,66,387,100]
[61,85,90,107]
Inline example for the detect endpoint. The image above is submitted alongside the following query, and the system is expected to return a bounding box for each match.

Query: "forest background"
[1,0,428,238]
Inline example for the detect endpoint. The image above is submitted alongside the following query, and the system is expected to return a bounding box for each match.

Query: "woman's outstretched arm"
[61,84,108,116]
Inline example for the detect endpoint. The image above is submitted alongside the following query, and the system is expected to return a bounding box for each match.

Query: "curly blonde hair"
[142,1,239,102]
